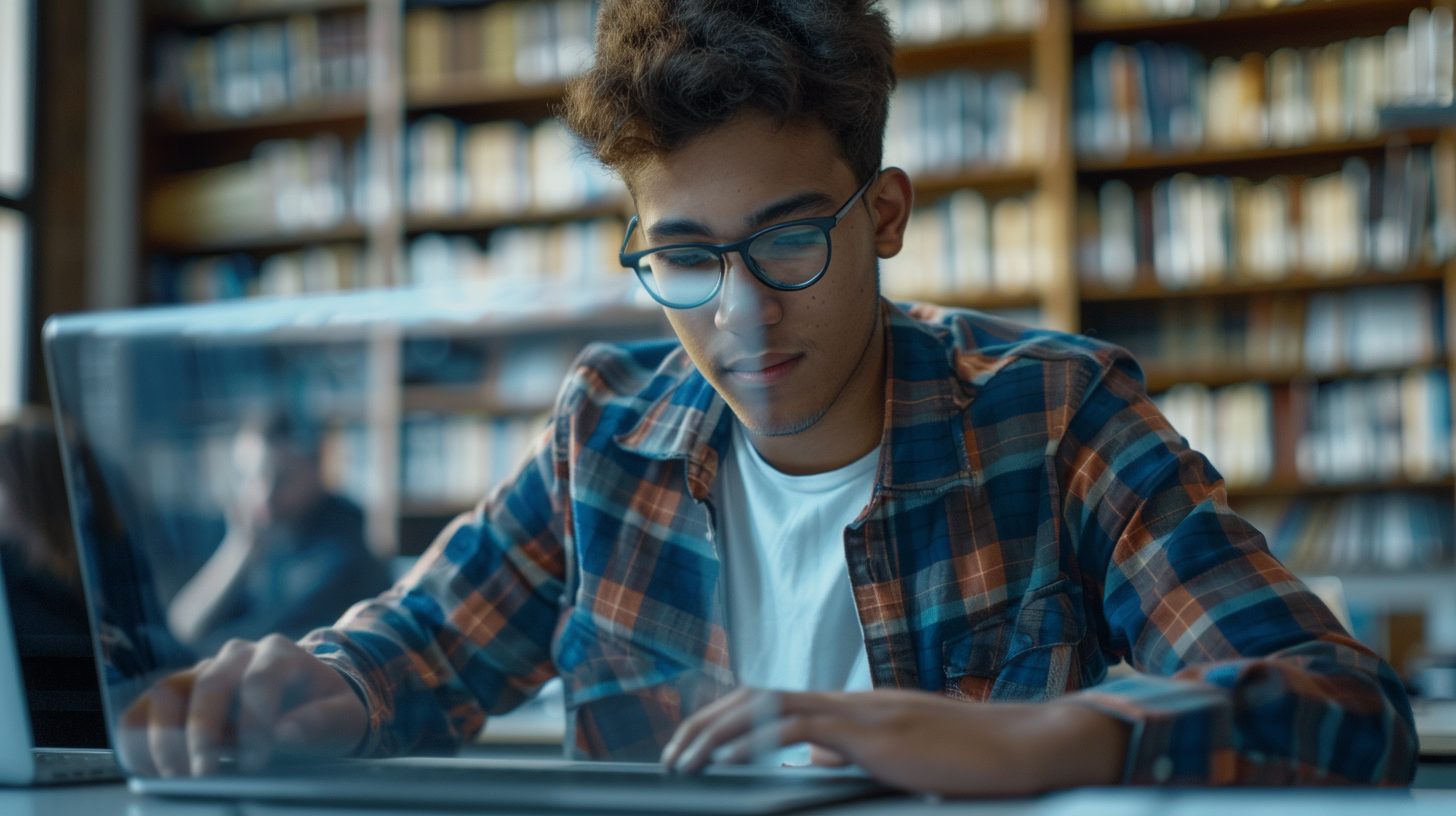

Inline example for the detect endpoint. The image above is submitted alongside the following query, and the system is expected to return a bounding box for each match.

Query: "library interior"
[4,0,1456,813]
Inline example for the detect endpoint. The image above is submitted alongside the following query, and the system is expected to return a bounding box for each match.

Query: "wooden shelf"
[894,31,1035,76]
[151,97,368,136]
[406,80,567,115]
[406,200,629,235]
[1076,130,1439,174]
[147,222,366,255]
[1142,358,1444,392]
[402,385,552,416]
[891,289,1043,311]
[1225,475,1456,500]
[405,31,1039,113]
[911,167,1039,200]
[1082,265,1446,302]
[151,0,366,30]
[1073,0,1427,40]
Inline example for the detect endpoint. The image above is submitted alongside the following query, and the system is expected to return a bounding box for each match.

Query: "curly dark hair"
[561,0,897,184]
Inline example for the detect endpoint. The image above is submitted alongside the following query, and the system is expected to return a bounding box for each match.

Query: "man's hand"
[660,688,1130,797]
[118,634,368,778]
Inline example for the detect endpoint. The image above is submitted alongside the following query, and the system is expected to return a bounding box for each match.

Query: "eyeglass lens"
[635,223,830,307]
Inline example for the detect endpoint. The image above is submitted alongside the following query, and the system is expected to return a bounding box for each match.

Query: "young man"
[122,0,1416,794]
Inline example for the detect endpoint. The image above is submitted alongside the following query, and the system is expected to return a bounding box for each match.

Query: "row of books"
[1152,367,1453,490]
[149,243,370,303]
[1251,491,1454,574]
[401,412,552,505]
[407,218,627,287]
[882,189,1057,299]
[884,70,1046,177]
[1081,0,1395,24]
[1075,8,1455,159]
[884,0,1044,43]
[148,216,631,302]
[1097,284,1442,378]
[407,116,624,219]
[1077,141,1456,289]
[147,133,372,247]
[404,0,595,93]
[151,8,370,121]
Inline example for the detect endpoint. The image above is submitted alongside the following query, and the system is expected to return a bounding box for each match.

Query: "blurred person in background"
[166,413,391,654]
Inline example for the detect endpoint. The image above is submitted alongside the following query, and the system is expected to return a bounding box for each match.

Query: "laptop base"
[130,757,889,814]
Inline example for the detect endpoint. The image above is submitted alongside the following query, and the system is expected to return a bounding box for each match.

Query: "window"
[0,0,32,419]
[0,0,31,198]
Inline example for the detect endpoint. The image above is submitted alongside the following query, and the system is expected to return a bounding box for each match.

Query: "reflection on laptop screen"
[44,287,664,769]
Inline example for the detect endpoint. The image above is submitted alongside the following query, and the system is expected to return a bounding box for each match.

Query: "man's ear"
[869,168,914,259]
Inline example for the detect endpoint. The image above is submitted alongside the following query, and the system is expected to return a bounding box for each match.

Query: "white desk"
[3,783,1455,816]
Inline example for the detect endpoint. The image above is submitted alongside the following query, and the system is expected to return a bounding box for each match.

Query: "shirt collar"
[614,299,976,498]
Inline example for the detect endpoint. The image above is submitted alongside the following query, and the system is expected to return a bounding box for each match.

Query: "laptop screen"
[0,414,108,750]
[43,284,661,774]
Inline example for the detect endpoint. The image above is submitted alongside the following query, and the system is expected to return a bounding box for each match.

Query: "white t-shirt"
[713,421,877,695]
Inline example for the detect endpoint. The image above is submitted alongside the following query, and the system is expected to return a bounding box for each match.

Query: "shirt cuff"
[300,628,387,758]
[1062,673,1237,785]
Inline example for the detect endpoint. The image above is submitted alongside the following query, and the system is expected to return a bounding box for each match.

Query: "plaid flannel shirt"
[305,301,1417,785]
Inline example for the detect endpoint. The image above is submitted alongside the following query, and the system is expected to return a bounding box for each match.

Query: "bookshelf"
[1073,0,1456,665]
[127,0,1456,669]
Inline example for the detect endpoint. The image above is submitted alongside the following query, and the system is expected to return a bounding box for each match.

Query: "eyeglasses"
[619,173,879,309]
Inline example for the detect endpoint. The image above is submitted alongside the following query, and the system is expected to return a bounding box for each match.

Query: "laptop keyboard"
[33,749,122,784]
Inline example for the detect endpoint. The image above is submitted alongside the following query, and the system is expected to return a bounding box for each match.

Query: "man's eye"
[756,226,826,256]
[658,249,718,269]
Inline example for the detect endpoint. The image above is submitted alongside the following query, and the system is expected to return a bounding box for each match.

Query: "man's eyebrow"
[642,191,837,245]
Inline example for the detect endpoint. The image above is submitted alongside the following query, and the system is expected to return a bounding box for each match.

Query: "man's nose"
[714,252,783,332]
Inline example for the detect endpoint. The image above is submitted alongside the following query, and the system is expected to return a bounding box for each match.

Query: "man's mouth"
[722,353,803,385]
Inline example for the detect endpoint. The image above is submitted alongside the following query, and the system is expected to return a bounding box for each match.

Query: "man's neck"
[743,306,887,476]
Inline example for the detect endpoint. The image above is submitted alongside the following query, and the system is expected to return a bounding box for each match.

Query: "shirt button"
[1152,756,1174,783]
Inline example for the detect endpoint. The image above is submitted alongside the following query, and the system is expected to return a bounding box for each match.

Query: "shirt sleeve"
[300,418,568,757]
[1054,350,1418,785]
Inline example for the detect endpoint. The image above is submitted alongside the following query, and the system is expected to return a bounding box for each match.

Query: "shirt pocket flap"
[941,578,1085,701]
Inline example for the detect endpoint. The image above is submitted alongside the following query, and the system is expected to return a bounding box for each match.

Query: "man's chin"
[729,404,827,438]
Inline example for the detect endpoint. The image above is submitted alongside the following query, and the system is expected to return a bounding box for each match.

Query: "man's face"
[628,114,888,438]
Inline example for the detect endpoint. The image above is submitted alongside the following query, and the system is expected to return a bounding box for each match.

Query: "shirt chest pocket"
[940,578,1085,702]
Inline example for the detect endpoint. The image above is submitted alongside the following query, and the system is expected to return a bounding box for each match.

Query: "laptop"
[42,289,888,813]
[0,544,121,784]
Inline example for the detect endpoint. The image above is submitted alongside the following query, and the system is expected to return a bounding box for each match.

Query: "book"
[881,189,1053,300]
[406,217,627,287]
[152,7,369,121]
[884,68,1043,176]
[1075,11,1456,159]
[1080,143,1455,288]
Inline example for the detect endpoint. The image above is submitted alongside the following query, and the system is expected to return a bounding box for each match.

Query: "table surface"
[2,777,1455,816]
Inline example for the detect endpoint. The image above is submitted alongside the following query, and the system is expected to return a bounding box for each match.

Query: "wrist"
[1023,700,1131,791]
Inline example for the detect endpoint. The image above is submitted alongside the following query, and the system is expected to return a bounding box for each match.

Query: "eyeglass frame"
[618,171,880,309]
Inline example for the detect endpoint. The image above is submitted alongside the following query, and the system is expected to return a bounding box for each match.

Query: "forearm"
[1023,700,1131,790]
[1067,638,1417,785]
[167,532,253,644]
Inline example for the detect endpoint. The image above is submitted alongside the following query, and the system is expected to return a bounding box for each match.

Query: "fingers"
[186,640,254,776]
[661,686,756,770]
[116,635,361,779]
[146,670,198,778]
[809,745,850,767]
[118,692,158,777]
[236,634,305,771]
[667,689,795,774]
